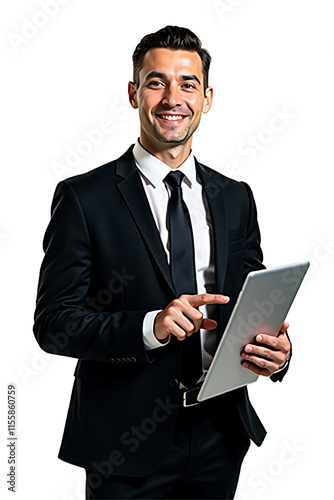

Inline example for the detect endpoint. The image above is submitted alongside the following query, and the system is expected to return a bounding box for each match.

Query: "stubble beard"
[151,118,193,145]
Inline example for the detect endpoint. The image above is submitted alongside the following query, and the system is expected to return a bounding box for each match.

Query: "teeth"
[160,115,184,121]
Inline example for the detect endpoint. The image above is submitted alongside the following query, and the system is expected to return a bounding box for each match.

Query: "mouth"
[155,113,189,125]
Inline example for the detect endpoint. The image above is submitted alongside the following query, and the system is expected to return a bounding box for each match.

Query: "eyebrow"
[180,74,201,85]
[144,71,201,86]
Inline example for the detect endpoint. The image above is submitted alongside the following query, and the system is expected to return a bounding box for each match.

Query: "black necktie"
[165,171,202,388]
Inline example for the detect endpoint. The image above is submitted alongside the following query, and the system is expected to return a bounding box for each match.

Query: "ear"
[202,86,213,114]
[128,81,138,109]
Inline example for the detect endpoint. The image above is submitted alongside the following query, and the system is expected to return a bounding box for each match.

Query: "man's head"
[129,26,213,157]
[132,26,211,93]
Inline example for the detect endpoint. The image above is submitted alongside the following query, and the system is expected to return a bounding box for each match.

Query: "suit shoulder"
[197,161,251,196]
[62,160,116,189]
[56,146,135,196]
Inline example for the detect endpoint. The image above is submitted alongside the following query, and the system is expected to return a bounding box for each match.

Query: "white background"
[1,1,333,498]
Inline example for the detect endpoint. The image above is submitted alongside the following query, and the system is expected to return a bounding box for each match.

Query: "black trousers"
[85,395,250,500]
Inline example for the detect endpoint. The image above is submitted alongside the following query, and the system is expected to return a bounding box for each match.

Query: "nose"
[161,83,182,108]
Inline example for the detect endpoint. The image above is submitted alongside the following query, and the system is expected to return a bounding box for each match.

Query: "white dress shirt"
[133,139,217,380]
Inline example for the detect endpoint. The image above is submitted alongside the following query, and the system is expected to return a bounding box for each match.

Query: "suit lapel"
[195,159,228,295]
[115,146,175,295]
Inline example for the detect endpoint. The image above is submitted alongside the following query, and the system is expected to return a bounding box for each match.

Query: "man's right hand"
[154,294,230,343]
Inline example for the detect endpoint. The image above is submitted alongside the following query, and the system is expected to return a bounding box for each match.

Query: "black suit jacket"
[33,145,289,476]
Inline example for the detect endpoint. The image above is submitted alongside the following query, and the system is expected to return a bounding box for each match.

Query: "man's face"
[129,48,212,152]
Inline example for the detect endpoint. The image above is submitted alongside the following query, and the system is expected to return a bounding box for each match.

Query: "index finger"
[185,293,230,307]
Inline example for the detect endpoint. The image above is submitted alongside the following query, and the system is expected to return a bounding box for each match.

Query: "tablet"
[197,261,310,402]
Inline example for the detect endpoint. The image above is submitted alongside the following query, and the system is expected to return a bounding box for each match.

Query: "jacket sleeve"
[33,181,153,364]
[241,181,265,278]
[241,181,292,382]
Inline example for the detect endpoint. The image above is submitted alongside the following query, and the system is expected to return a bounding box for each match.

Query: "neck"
[139,137,192,169]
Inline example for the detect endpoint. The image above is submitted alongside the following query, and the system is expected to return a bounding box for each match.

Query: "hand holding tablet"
[197,261,310,402]
[241,321,291,377]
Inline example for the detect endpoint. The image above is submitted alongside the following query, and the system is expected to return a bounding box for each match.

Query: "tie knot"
[164,170,184,189]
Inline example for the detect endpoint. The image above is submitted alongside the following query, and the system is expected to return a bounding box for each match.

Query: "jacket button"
[169,378,179,389]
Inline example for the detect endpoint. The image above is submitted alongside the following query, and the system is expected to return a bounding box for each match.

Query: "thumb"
[280,321,290,333]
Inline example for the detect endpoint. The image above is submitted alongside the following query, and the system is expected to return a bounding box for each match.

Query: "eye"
[148,80,165,88]
[182,83,196,90]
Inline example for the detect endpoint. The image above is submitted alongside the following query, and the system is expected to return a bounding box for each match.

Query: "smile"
[156,114,188,124]
[159,115,185,121]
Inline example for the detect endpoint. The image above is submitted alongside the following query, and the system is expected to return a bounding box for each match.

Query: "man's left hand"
[241,321,291,377]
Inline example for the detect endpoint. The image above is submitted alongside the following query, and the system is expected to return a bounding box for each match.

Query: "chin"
[154,128,191,145]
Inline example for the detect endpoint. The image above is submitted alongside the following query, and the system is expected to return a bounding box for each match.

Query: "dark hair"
[132,25,211,92]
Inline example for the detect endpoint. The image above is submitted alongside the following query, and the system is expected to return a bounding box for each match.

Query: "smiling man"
[128,47,212,159]
[34,26,291,499]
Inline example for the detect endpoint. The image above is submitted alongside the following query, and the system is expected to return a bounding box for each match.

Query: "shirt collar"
[133,139,196,188]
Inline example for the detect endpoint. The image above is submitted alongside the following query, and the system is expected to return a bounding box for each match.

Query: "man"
[33,26,291,499]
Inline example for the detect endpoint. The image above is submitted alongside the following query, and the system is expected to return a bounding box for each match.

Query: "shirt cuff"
[143,310,170,350]
[274,351,291,373]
